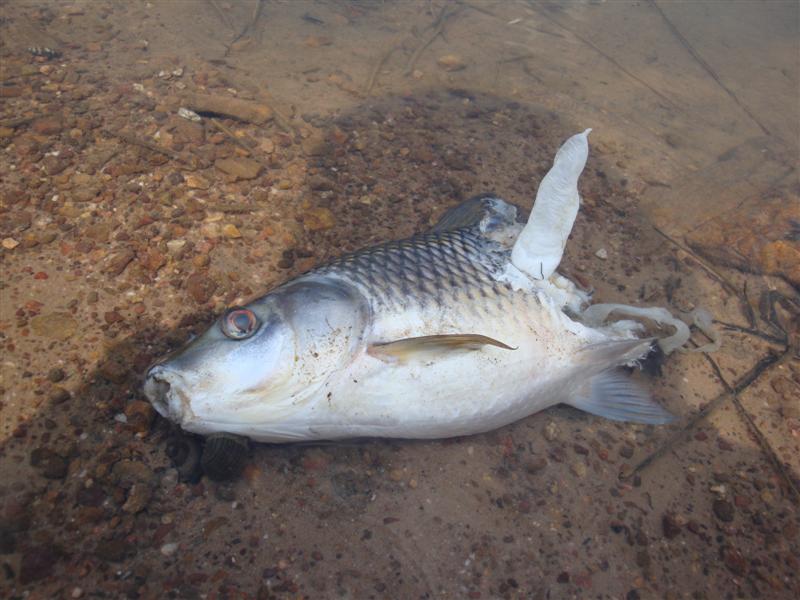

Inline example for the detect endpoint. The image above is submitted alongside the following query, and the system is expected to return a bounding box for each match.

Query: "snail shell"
[165,434,202,483]
[200,433,250,481]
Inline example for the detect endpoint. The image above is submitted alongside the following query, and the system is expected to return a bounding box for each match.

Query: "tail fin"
[568,338,675,425]
[577,337,653,366]
[568,371,675,425]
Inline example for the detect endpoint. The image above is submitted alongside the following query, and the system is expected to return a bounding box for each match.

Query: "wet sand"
[1,1,798,598]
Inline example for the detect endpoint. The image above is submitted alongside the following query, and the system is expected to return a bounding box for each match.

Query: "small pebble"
[47,368,65,383]
[525,457,547,474]
[260,138,275,153]
[50,387,71,404]
[185,174,210,190]
[215,157,262,180]
[722,546,748,575]
[167,239,187,255]
[193,254,211,268]
[543,421,559,442]
[186,272,217,304]
[437,54,466,71]
[662,513,681,539]
[303,207,336,231]
[122,483,152,514]
[713,499,735,522]
[222,224,242,239]
[160,542,179,556]
[595,248,608,259]
[709,483,726,495]
[570,462,587,478]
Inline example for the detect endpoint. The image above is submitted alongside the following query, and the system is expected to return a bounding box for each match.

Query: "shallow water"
[0,1,798,598]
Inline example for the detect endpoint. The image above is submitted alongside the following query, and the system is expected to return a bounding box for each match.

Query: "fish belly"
[297,298,596,440]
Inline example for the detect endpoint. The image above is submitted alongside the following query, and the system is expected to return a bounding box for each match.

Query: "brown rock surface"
[186,272,218,303]
[687,193,800,287]
[214,157,263,180]
[29,313,78,340]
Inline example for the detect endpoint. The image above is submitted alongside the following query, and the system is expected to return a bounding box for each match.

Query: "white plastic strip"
[581,303,691,355]
[510,129,591,280]
[687,308,722,353]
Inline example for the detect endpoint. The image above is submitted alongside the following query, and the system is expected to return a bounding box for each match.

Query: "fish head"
[144,276,370,435]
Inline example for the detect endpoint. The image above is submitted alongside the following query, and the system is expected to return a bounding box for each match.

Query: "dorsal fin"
[431,194,521,232]
[430,194,523,248]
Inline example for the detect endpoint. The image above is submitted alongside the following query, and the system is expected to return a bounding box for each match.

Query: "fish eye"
[221,307,260,340]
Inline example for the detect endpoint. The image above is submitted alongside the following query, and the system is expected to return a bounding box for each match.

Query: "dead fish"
[145,130,682,442]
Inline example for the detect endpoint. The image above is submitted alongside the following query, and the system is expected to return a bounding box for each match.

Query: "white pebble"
[160,542,179,556]
[595,248,608,260]
[178,107,201,122]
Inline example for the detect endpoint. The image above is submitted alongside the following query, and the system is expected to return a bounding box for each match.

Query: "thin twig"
[270,106,295,134]
[404,5,460,76]
[206,202,260,213]
[230,0,264,48]
[621,347,792,483]
[209,117,253,156]
[249,0,265,31]
[652,225,757,328]
[364,36,403,95]
[497,53,536,64]
[525,1,678,109]
[104,129,181,160]
[648,0,770,136]
[701,350,799,502]
[0,116,34,128]
[717,321,786,346]
[207,0,234,31]
[456,0,497,18]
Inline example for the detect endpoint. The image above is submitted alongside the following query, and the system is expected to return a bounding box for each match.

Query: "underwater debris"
[27,46,60,59]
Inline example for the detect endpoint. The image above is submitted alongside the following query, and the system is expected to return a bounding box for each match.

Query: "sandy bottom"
[1,1,798,598]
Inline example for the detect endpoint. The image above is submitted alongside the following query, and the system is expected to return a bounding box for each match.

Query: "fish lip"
[144,364,187,423]
[143,364,171,419]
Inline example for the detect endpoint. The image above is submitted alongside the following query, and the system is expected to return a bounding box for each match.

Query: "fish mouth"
[144,363,183,422]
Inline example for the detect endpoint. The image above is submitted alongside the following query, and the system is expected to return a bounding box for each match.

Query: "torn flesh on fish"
[143,131,681,443]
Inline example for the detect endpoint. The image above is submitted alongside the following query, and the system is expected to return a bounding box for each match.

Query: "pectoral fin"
[368,334,515,364]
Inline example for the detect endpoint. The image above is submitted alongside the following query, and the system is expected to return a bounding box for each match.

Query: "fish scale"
[314,228,512,316]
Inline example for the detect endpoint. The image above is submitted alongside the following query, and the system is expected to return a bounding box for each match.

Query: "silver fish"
[144,131,676,442]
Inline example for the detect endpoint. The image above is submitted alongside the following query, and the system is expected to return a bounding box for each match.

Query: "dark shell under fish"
[165,434,203,483]
[200,433,250,481]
